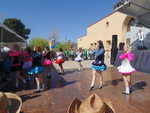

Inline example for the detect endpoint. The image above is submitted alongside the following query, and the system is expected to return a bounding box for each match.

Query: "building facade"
[77,11,133,50]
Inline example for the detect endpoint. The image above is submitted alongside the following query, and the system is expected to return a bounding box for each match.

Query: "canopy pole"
[0,28,3,49]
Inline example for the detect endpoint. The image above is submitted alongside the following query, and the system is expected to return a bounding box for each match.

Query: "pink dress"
[117,52,135,75]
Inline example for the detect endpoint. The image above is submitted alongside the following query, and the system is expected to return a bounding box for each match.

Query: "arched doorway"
[122,16,135,46]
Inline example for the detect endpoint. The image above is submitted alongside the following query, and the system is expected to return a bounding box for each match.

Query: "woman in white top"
[55,48,65,75]
[75,48,84,71]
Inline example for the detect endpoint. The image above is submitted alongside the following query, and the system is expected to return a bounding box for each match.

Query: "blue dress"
[27,52,44,76]
[91,48,107,71]
[27,66,44,75]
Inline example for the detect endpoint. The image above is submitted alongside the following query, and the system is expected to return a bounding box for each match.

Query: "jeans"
[139,40,144,49]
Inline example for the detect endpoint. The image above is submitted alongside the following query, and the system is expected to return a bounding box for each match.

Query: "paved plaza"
[14,60,150,113]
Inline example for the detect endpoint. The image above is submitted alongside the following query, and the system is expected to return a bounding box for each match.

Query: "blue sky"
[0,0,117,42]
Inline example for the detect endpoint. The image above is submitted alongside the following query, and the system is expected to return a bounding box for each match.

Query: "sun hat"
[0,92,22,113]
[68,94,115,113]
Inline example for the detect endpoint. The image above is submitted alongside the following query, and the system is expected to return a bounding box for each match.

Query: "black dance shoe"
[58,72,61,75]
[62,72,65,75]
[98,85,103,89]
[58,72,65,75]
[89,86,94,91]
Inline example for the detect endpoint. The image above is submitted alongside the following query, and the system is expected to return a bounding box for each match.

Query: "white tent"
[114,0,150,28]
[0,24,25,43]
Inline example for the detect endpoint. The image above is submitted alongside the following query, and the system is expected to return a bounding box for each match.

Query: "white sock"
[36,82,40,90]
[126,87,130,94]
[37,85,40,90]
[90,81,95,87]
[42,84,44,89]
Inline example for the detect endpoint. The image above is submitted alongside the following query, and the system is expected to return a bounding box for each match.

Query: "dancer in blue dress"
[90,40,107,91]
[28,47,45,92]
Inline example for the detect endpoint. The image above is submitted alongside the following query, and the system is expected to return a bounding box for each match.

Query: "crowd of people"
[0,44,99,92]
[0,45,67,92]
[0,39,136,95]
[64,48,96,61]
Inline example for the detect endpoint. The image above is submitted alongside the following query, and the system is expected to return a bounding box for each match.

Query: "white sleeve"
[142,33,145,39]
[139,32,144,40]
[137,33,139,39]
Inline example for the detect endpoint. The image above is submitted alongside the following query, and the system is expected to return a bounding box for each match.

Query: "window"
[106,40,111,45]
[106,21,109,27]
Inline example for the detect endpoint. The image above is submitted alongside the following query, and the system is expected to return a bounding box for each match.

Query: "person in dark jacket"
[89,40,107,91]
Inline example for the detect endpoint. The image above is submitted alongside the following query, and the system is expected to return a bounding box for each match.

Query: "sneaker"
[122,91,131,95]
[34,89,41,93]
[40,88,44,91]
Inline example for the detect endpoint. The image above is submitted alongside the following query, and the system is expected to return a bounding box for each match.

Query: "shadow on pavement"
[20,94,41,102]
[132,81,147,92]
[64,69,79,75]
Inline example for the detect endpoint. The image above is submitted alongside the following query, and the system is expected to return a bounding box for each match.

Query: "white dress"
[75,52,83,62]
[117,58,135,74]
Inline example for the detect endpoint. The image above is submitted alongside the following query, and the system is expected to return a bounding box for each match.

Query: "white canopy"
[0,24,25,43]
[114,0,150,28]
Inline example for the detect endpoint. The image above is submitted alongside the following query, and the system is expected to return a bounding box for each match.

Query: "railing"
[113,0,130,10]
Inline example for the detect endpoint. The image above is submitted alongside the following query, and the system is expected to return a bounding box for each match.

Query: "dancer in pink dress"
[118,46,135,95]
